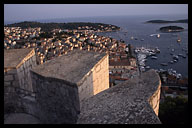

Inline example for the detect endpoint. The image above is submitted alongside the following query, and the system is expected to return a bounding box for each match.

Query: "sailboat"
[177,36,181,43]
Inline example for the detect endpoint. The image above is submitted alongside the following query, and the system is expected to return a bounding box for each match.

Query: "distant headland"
[5,21,120,32]
[146,19,188,24]
[159,26,184,33]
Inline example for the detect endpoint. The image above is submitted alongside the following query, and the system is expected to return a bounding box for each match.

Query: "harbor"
[134,46,160,72]
[134,43,187,79]
[89,15,188,78]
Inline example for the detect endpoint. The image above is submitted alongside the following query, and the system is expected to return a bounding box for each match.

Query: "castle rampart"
[77,69,161,124]
[4,49,161,124]
[4,48,36,114]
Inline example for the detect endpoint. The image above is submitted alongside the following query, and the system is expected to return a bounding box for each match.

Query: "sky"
[4,4,188,22]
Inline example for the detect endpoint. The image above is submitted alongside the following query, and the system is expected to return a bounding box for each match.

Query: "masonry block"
[5,75,14,81]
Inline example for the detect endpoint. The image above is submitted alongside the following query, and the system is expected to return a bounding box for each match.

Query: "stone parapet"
[77,69,161,124]
[4,48,161,124]
[4,48,36,92]
[28,50,109,123]
[4,48,37,115]
[32,50,109,103]
[29,71,80,124]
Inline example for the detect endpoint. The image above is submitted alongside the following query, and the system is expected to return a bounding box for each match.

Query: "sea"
[4,14,188,77]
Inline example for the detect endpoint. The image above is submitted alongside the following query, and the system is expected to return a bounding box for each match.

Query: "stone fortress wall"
[77,70,161,124]
[4,48,36,114]
[78,54,109,103]
[4,48,161,124]
[4,49,109,124]
[29,72,80,123]
[29,50,109,123]
[148,81,161,116]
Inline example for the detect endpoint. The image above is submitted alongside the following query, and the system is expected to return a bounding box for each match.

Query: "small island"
[146,19,188,24]
[159,26,184,33]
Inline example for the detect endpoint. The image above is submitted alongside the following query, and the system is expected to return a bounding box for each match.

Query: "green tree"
[159,95,188,124]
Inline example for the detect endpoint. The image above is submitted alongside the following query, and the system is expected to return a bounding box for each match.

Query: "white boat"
[157,34,160,38]
[150,34,156,37]
[176,74,182,79]
[131,36,134,40]
[145,66,150,69]
[172,70,177,74]
[178,54,183,57]
[178,54,186,58]
[155,47,160,53]
[177,36,181,42]
[168,61,174,64]
[173,55,179,60]
[151,56,157,59]
[140,66,145,72]
[173,59,178,63]
[150,52,156,56]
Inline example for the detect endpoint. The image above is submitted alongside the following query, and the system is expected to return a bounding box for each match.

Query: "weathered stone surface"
[32,50,106,85]
[6,69,17,74]
[4,75,14,81]
[13,74,19,81]
[12,81,19,88]
[4,48,37,120]
[32,50,109,105]
[4,82,11,86]
[77,69,161,124]
[30,72,80,124]
[4,48,35,69]
[4,48,161,124]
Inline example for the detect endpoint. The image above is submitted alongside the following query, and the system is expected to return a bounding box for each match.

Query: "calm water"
[5,14,188,77]
[90,15,188,78]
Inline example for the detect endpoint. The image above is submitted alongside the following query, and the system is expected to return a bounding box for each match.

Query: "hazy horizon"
[4,4,188,23]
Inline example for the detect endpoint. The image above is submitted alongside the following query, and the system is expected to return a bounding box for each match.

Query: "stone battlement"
[4,48,36,72]
[77,69,161,124]
[4,49,161,124]
[4,48,37,116]
[31,50,107,86]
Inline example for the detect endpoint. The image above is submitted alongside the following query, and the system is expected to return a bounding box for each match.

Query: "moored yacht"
[151,56,157,59]
[168,61,174,64]
[173,55,179,60]
[131,36,134,40]
[177,36,181,42]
